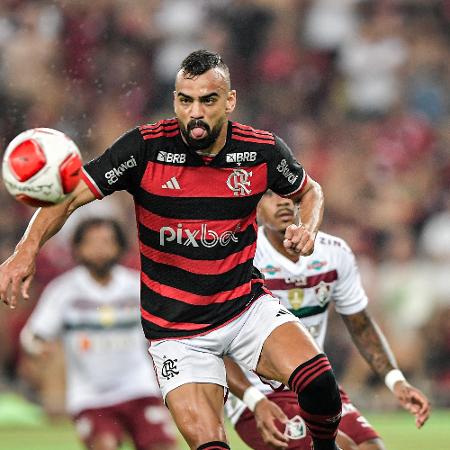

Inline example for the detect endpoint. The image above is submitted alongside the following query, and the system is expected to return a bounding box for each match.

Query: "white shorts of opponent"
[149,294,301,400]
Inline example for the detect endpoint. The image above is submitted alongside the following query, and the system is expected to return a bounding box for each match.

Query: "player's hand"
[0,250,36,309]
[254,398,289,448]
[283,224,315,256]
[393,380,431,428]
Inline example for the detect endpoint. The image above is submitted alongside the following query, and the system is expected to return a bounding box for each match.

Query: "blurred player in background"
[0,50,347,450]
[225,190,430,450]
[20,218,177,450]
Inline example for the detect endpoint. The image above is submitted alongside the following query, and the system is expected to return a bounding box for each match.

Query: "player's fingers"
[21,275,33,300]
[9,276,22,309]
[272,404,289,424]
[284,224,297,240]
[260,425,289,449]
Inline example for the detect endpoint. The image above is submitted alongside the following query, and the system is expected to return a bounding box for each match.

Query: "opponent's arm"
[341,309,431,428]
[284,177,324,256]
[224,357,288,448]
[0,179,96,308]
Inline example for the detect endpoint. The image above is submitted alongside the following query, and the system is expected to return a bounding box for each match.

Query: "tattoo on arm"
[341,309,397,379]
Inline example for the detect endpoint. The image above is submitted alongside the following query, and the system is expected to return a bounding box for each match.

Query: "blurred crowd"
[0,0,449,414]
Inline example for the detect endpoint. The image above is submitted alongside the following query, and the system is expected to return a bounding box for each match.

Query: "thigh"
[149,338,227,402]
[228,295,304,373]
[122,397,177,450]
[339,389,381,448]
[166,382,227,449]
[74,407,123,450]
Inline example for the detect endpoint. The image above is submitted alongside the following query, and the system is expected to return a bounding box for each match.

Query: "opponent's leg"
[358,439,386,450]
[257,322,342,450]
[166,382,229,450]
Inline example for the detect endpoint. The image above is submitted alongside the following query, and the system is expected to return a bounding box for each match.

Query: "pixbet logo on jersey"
[276,159,298,185]
[159,224,238,247]
[104,156,137,184]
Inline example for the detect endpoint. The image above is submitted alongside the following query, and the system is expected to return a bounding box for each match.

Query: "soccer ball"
[2,128,82,207]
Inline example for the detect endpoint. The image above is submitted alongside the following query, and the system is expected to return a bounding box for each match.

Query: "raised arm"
[0,179,96,308]
[341,309,431,428]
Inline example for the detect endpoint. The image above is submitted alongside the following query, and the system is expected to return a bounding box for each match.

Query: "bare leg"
[359,439,386,450]
[166,383,227,449]
[89,433,119,450]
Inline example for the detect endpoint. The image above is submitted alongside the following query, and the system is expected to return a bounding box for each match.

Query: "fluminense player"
[225,190,430,450]
[20,218,177,450]
[0,50,346,450]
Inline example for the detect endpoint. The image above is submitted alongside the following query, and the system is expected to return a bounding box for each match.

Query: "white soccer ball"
[2,128,82,207]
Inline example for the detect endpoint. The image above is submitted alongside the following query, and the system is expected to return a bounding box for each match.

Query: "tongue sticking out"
[191,127,207,139]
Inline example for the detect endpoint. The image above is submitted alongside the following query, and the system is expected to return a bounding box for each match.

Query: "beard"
[179,118,224,150]
[81,258,118,279]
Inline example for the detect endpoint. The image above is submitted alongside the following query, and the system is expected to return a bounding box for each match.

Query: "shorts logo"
[161,357,179,380]
[276,307,291,317]
[105,155,137,184]
[226,152,257,163]
[226,168,252,196]
[284,415,307,440]
[276,159,298,185]
[160,223,238,248]
[157,151,186,164]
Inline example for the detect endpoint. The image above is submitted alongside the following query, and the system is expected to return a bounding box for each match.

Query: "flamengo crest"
[226,168,252,196]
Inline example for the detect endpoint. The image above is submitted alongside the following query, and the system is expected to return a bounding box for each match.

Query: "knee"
[359,439,387,450]
[90,433,119,450]
[289,354,341,416]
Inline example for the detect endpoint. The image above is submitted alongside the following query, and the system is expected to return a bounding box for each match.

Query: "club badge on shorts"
[284,415,307,440]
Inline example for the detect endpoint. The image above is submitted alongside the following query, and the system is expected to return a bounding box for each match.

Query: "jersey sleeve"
[332,242,369,315]
[81,128,145,198]
[26,280,66,340]
[267,135,308,197]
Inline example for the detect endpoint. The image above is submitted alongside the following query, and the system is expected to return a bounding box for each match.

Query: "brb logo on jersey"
[226,168,252,196]
[160,223,238,247]
[105,156,137,184]
[226,152,257,163]
[157,151,186,164]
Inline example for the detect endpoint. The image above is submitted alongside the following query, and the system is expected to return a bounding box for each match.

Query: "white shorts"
[148,294,300,400]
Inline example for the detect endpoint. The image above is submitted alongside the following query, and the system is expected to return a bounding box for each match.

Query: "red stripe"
[141,124,179,135]
[291,357,329,392]
[140,241,256,275]
[231,135,275,145]
[295,363,332,393]
[140,307,209,331]
[81,169,103,199]
[139,119,177,130]
[141,271,264,306]
[136,204,255,235]
[142,130,180,140]
[140,161,267,198]
[264,270,338,291]
[231,128,273,139]
[232,122,273,136]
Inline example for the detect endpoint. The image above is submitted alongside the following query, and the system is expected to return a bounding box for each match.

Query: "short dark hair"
[180,50,230,86]
[72,218,127,254]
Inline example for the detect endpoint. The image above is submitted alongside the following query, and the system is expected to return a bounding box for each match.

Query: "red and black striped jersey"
[81,119,308,340]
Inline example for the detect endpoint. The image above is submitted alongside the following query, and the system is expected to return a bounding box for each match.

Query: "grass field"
[0,409,449,450]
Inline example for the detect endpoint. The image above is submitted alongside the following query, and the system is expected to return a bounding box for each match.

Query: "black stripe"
[231,130,274,141]
[135,190,264,220]
[138,221,256,261]
[141,254,254,295]
[288,353,327,390]
[141,281,264,325]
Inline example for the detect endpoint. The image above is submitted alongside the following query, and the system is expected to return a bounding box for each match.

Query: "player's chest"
[140,158,268,198]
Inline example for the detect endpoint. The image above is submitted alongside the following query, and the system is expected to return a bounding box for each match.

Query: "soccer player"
[20,218,177,450]
[0,50,344,450]
[224,190,431,450]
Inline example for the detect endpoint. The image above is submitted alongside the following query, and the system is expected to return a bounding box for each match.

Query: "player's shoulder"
[113,265,140,285]
[230,121,278,149]
[41,266,84,294]
[315,231,353,257]
[137,118,180,142]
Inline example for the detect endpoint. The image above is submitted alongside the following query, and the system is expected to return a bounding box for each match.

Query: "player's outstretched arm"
[224,357,289,448]
[0,179,96,309]
[283,177,324,256]
[341,309,431,428]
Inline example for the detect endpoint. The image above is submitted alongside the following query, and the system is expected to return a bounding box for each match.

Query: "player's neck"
[264,227,300,263]
[88,270,113,286]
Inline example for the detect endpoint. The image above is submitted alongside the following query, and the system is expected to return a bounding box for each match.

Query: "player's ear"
[226,90,236,114]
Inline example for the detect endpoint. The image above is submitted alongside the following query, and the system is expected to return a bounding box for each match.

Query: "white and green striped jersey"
[226,228,368,425]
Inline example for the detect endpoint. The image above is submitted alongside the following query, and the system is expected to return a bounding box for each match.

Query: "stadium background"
[0,0,449,448]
